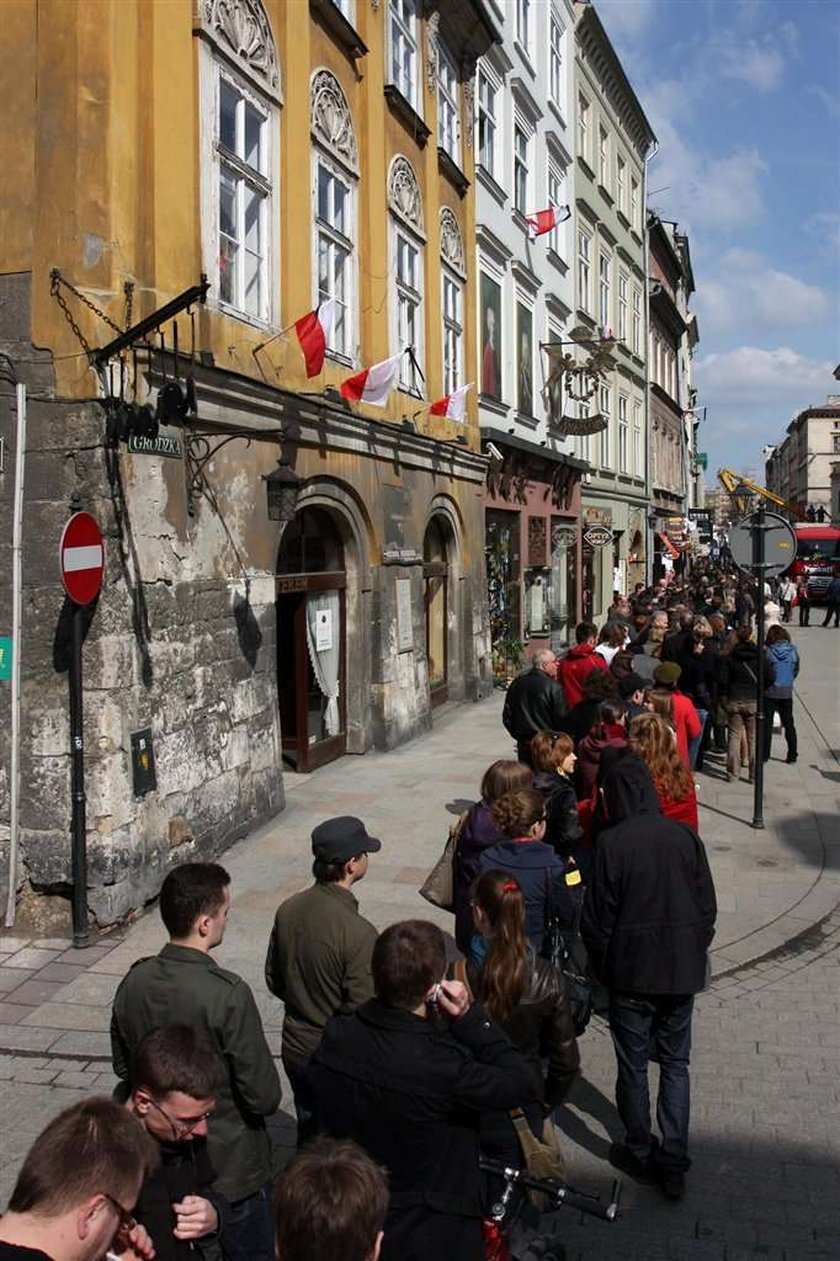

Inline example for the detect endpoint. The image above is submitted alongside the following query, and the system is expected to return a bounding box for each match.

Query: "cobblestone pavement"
[0,624,838,1257]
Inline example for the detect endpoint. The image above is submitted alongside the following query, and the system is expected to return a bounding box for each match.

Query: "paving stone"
[4,979,69,1006]
[0,966,36,994]
[20,1003,112,1032]
[32,962,88,983]
[12,1066,60,1085]
[0,1002,34,1025]
[47,1030,112,1059]
[54,945,119,966]
[2,948,62,970]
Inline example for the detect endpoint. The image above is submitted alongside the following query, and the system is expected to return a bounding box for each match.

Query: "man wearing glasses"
[124,1025,226,1261]
[0,1097,156,1261]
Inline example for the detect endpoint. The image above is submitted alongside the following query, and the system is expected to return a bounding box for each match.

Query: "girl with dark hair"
[576,702,628,800]
[763,624,799,764]
[530,731,583,860]
[719,625,775,782]
[477,789,575,957]
[451,759,533,952]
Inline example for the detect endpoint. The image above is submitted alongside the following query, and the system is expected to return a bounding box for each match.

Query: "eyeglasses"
[102,1192,138,1236]
[147,1096,213,1139]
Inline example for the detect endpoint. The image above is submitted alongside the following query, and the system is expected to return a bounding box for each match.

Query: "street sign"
[583,525,613,548]
[60,512,105,606]
[728,511,797,579]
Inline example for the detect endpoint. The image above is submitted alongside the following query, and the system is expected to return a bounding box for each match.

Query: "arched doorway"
[423,515,451,707]
[276,507,347,772]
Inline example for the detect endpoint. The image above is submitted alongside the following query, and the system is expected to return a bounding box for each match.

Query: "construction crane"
[716,468,803,520]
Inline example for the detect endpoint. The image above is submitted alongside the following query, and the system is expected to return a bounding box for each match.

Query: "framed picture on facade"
[517,302,533,417]
[396,577,413,651]
[481,274,502,401]
[527,514,548,567]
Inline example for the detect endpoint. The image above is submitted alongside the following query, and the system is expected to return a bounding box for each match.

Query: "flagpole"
[253,303,327,357]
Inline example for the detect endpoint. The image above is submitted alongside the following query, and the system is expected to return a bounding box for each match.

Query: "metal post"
[69,604,89,946]
[751,504,766,830]
[4,383,26,928]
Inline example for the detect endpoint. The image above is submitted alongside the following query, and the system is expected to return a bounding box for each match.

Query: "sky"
[594,0,840,484]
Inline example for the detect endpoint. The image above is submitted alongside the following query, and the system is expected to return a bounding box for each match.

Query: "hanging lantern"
[264,461,303,523]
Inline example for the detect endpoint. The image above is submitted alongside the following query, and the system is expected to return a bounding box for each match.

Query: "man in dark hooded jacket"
[581,752,716,1201]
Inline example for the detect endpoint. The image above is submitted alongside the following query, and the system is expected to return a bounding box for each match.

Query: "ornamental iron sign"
[583,525,613,548]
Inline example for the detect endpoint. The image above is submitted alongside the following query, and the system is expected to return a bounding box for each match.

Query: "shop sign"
[527,516,548,567]
[584,507,612,527]
[127,433,182,458]
[583,525,613,548]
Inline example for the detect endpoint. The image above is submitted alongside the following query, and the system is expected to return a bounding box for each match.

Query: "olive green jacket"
[111,944,281,1202]
[264,882,377,1064]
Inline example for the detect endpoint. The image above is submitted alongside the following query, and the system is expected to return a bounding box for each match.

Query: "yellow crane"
[716,468,803,520]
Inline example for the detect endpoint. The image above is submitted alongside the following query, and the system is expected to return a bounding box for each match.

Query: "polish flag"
[339,352,403,406]
[526,204,571,240]
[294,299,336,378]
[430,382,473,420]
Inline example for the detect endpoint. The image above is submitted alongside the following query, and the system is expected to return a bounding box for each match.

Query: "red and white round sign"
[59,512,105,605]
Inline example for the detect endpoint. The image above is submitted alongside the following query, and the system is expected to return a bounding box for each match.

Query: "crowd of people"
[0,563,813,1261]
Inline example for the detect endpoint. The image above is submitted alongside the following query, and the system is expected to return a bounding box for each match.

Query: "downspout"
[643,138,659,586]
[5,382,26,927]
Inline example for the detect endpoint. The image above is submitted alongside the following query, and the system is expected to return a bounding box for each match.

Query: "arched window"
[196,0,281,325]
[311,70,360,362]
[388,156,425,393]
[439,208,465,397]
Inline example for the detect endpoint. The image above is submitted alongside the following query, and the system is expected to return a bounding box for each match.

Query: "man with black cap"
[265,816,380,1145]
[618,671,647,720]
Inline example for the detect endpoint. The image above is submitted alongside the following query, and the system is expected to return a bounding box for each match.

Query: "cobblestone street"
[1,624,838,1259]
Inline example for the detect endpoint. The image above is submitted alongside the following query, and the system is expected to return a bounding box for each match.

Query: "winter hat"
[653,661,682,688]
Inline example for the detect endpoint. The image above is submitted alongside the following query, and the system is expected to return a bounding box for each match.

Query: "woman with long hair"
[530,731,583,859]
[576,701,628,800]
[719,624,775,782]
[477,788,574,957]
[629,712,698,829]
[452,759,532,952]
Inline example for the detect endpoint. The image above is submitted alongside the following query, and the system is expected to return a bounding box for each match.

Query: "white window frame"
[617,270,628,342]
[312,152,356,362]
[335,0,355,19]
[599,382,612,468]
[632,285,642,355]
[389,0,419,111]
[578,229,591,313]
[441,266,464,396]
[437,42,460,165]
[547,161,564,256]
[630,174,640,230]
[513,120,530,216]
[633,399,643,475]
[598,124,609,190]
[618,393,629,472]
[599,251,611,330]
[516,0,531,54]
[616,153,626,215]
[549,11,563,108]
[477,68,498,179]
[578,93,590,165]
[391,223,424,393]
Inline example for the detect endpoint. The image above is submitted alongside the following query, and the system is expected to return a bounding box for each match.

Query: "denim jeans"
[220,1179,275,1261]
[688,709,708,769]
[608,992,694,1173]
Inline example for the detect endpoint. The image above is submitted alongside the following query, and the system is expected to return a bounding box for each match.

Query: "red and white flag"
[294,299,336,378]
[526,204,571,240]
[339,352,403,406]
[430,382,473,420]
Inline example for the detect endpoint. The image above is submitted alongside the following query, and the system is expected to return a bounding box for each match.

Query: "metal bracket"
[93,278,210,367]
[185,429,283,517]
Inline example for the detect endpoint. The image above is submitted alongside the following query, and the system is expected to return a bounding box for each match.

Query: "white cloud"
[695,251,830,335]
[805,210,840,258]
[596,0,658,40]
[647,117,768,233]
[695,347,834,404]
[712,31,786,92]
[807,84,840,120]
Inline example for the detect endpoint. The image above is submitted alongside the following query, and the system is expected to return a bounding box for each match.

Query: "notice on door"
[396,578,413,651]
[315,608,333,652]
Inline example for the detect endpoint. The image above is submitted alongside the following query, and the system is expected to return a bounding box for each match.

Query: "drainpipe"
[643,138,659,586]
[5,382,26,928]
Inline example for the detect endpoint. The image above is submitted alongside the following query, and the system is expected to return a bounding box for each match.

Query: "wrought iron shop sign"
[583,525,613,548]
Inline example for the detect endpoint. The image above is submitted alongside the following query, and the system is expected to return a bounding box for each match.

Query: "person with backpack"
[763,624,800,764]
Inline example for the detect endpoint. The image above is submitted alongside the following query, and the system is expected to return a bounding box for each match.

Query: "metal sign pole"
[69,605,90,947]
[751,504,766,830]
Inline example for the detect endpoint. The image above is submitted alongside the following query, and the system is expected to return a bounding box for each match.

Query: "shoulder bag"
[418,811,468,912]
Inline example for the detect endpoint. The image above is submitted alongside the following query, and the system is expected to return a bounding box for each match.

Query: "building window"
[548,161,564,255]
[632,285,641,355]
[388,155,425,391]
[630,175,639,229]
[598,125,609,190]
[616,153,626,215]
[834,434,840,454]
[577,399,590,464]
[437,42,460,165]
[477,71,497,178]
[600,383,611,468]
[578,230,591,313]
[311,70,360,361]
[578,93,589,164]
[618,394,628,471]
[549,11,563,107]
[217,76,272,320]
[599,252,611,330]
[514,123,529,215]
[389,0,419,110]
[440,207,466,396]
[516,0,531,53]
[617,270,628,342]
[633,399,643,475]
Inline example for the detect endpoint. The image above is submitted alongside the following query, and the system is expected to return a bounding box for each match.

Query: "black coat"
[581,756,717,996]
[532,770,583,857]
[133,1136,224,1261]
[502,667,566,742]
[308,1000,537,1261]
[719,642,774,702]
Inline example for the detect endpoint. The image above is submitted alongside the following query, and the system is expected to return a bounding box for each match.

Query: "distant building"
[765,397,840,521]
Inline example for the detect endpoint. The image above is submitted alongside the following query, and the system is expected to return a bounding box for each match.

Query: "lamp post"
[264,460,304,523]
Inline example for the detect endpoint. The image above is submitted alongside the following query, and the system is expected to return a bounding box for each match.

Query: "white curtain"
[305,590,341,737]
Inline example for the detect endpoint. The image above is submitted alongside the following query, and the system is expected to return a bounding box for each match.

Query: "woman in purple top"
[452,759,531,952]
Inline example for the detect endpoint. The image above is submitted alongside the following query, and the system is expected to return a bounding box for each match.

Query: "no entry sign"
[60,512,105,605]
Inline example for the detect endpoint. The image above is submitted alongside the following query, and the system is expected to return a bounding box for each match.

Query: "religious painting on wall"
[481,274,502,401]
[517,302,533,417]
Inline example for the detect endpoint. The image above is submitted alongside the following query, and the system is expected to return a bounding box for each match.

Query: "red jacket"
[670,691,702,768]
[660,789,699,831]
[557,644,608,708]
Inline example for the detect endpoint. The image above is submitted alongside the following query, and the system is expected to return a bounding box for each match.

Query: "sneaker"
[609,1142,658,1184]
[659,1169,686,1201]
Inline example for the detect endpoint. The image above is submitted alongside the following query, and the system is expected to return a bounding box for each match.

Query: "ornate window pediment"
[439,207,465,279]
[311,70,359,174]
[198,0,281,101]
[388,155,424,237]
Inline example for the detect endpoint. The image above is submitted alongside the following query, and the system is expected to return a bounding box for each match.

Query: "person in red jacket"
[557,622,608,708]
[628,712,698,830]
[649,662,701,770]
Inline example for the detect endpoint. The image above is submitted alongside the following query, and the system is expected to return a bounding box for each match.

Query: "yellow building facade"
[0,0,499,926]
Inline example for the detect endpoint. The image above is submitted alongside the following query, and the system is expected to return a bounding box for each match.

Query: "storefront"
[581,496,649,620]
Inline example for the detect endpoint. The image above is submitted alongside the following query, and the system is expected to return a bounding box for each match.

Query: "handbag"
[544,874,593,1038]
[418,811,467,911]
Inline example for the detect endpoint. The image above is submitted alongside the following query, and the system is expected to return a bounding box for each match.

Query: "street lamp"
[264,461,303,523]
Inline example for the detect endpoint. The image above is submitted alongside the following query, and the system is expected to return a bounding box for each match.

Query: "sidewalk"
[1,623,838,1218]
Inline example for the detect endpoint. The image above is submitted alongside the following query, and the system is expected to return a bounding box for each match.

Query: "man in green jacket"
[111,862,281,1261]
[265,816,380,1144]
